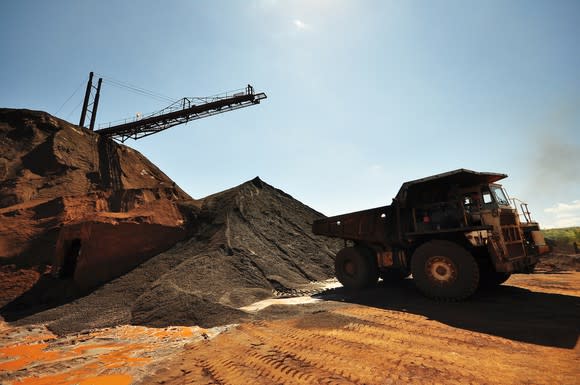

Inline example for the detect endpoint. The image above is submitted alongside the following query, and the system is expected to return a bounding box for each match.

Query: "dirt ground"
[2,270,578,385]
[137,272,579,385]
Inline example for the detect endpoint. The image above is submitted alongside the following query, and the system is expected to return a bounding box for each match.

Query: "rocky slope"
[3,177,338,334]
[0,109,338,334]
[0,108,192,267]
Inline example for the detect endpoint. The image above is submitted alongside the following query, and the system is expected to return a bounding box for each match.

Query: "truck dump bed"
[312,205,394,245]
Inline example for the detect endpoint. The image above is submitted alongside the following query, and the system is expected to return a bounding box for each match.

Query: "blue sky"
[1,0,579,228]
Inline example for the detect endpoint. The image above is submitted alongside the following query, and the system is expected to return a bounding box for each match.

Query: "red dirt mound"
[0,109,193,289]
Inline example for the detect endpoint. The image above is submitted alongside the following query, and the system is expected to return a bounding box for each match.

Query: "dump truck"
[312,169,550,300]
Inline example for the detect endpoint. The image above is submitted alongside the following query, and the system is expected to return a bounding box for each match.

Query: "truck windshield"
[491,185,510,206]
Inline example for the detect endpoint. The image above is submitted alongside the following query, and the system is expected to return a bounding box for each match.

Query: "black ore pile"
[11,177,339,334]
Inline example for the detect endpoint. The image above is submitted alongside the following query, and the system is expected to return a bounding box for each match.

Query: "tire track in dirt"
[246,321,484,385]
[244,349,319,385]
[333,306,527,352]
[330,307,569,383]
[143,303,578,385]
[246,326,378,384]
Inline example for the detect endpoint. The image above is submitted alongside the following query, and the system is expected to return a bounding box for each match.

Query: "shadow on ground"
[2,271,578,351]
[316,278,580,349]
[0,275,84,322]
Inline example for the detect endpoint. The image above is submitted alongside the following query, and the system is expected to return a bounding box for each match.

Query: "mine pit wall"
[54,222,187,290]
[0,192,186,264]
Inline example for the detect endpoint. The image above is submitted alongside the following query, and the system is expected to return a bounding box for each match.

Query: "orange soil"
[12,374,133,385]
[0,324,216,385]
[142,273,580,385]
[1,272,579,385]
[144,307,579,385]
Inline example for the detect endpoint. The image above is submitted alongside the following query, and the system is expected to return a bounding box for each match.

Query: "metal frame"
[78,72,103,130]
[95,86,266,142]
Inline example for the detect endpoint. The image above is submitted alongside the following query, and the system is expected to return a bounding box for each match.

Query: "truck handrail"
[510,197,533,223]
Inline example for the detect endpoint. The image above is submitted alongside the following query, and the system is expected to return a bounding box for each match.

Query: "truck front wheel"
[335,246,378,290]
[411,240,479,300]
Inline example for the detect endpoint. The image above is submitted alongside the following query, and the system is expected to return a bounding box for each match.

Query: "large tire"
[411,240,479,300]
[477,260,511,289]
[335,246,378,290]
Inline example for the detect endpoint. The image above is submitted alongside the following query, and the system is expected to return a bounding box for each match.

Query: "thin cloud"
[545,200,580,214]
[543,200,580,228]
[368,164,383,176]
[293,19,310,30]
[254,0,278,8]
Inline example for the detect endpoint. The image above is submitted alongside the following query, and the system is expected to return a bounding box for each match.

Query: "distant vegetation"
[542,227,580,252]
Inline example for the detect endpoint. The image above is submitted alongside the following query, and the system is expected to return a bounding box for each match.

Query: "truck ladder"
[95,85,266,142]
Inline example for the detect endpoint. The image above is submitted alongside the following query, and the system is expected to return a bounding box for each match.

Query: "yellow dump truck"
[312,169,550,300]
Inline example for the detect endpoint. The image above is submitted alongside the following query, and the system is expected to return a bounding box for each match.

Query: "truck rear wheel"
[411,240,479,300]
[335,246,378,290]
